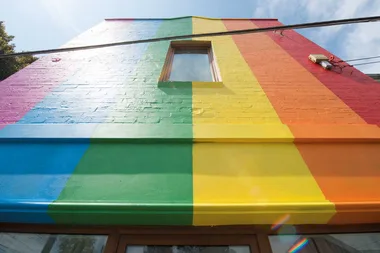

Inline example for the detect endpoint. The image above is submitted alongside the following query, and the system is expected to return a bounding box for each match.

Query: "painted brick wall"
[2,17,379,129]
[1,17,380,226]
[252,20,380,125]
[0,18,193,128]
[192,18,282,126]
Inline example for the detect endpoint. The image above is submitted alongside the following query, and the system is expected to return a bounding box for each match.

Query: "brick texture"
[223,20,366,125]
[1,18,378,127]
[192,18,282,125]
[253,20,380,125]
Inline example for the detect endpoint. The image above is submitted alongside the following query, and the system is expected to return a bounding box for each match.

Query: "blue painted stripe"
[0,124,97,139]
[0,142,89,223]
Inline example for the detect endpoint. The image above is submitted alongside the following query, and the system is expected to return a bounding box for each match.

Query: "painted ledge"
[2,201,380,225]
[193,202,380,225]
[0,124,380,143]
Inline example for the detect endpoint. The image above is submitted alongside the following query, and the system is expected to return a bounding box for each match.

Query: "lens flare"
[271,214,290,231]
[288,238,309,253]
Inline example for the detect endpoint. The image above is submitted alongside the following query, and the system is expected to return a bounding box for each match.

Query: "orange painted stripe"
[289,124,380,143]
[223,20,380,225]
[222,20,365,125]
[296,143,380,224]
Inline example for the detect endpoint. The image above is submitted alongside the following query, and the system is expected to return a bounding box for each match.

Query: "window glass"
[169,49,213,82]
[269,235,317,253]
[269,233,380,253]
[126,245,250,253]
[0,233,107,253]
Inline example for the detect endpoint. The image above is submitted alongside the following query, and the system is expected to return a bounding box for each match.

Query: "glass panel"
[126,246,250,253]
[0,233,107,253]
[269,233,380,253]
[316,233,380,252]
[169,49,213,82]
[269,236,317,253]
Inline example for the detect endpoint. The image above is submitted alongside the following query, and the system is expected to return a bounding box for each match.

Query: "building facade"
[1,17,380,252]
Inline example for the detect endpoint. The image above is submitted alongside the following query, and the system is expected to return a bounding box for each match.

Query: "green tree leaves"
[0,21,37,80]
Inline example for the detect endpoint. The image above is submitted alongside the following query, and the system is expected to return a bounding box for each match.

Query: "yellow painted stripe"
[193,124,294,142]
[192,143,335,225]
[192,18,283,128]
[191,18,335,225]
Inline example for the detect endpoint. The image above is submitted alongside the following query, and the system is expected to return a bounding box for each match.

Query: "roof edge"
[2,201,380,225]
[104,16,278,21]
[1,124,380,143]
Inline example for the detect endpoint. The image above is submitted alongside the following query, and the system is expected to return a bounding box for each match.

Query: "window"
[1,224,379,253]
[126,245,251,253]
[159,41,221,82]
[118,235,257,253]
[0,233,107,253]
[269,233,380,253]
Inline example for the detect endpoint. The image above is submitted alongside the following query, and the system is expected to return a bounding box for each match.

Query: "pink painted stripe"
[252,20,380,125]
[0,57,78,130]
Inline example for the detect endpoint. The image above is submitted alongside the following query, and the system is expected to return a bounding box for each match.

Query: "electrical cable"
[0,15,380,58]
[352,60,380,67]
[337,55,380,63]
[330,58,380,74]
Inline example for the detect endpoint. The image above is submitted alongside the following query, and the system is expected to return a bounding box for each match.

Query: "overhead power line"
[331,55,380,69]
[352,60,380,67]
[338,55,380,63]
[1,16,380,59]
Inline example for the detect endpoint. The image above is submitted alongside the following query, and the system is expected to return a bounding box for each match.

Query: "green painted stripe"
[48,143,193,225]
[49,18,194,225]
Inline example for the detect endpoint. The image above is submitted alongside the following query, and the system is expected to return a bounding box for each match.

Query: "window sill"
[158,81,224,88]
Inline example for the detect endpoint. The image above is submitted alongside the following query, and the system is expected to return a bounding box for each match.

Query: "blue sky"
[1,0,380,73]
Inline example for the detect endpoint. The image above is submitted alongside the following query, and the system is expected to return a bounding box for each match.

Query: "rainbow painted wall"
[1,17,380,226]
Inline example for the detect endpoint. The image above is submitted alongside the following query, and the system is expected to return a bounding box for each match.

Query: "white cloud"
[252,0,380,73]
[342,3,380,73]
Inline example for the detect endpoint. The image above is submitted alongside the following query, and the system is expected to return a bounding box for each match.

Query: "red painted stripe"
[252,20,380,125]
